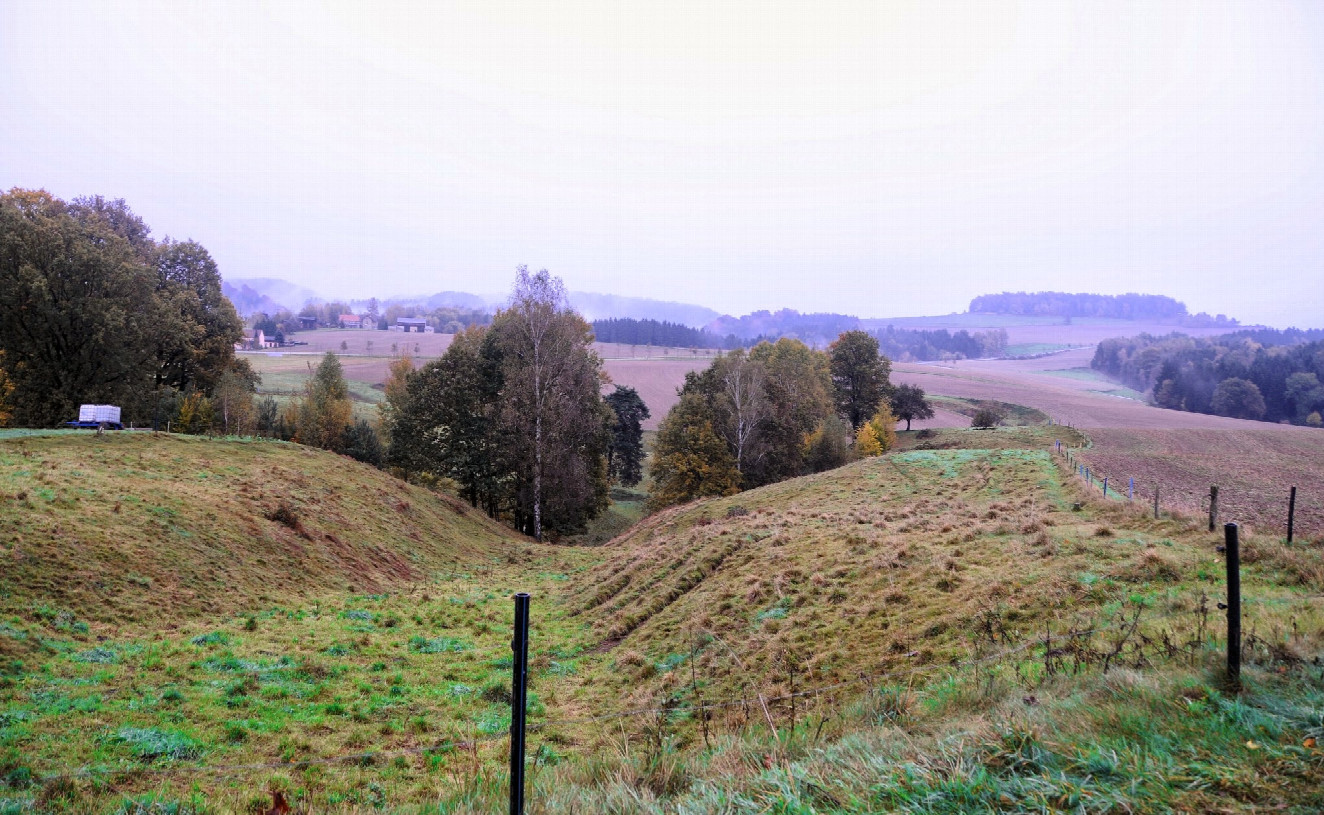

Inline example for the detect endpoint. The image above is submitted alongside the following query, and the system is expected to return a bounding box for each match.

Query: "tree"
[377,352,415,446]
[854,422,882,457]
[0,351,12,427]
[490,267,610,540]
[649,393,740,510]
[389,328,505,513]
[0,190,158,425]
[890,383,934,431]
[0,190,245,427]
[213,362,258,435]
[295,352,353,450]
[175,391,214,435]
[151,238,244,395]
[971,406,1004,428]
[343,418,384,466]
[867,402,898,452]
[1211,377,1266,420]
[829,330,892,430]
[714,349,769,477]
[804,414,853,473]
[746,339,833,486]
[255,395,280,438]
[1285,372,1324,423]
[605,385,649,487]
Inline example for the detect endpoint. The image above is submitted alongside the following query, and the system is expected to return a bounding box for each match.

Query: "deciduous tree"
[1211,377,1266,420]
[889,383,934,431]
[490,268,610,540]
[829,330,892,430]
[295,352,353,450]
[649,393,740,510]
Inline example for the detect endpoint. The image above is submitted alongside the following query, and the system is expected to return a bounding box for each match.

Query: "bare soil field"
[1074,427,1324,540]
[601,358,711,429]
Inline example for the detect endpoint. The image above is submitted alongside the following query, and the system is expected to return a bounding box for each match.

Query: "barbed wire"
[1056,443,1317,534]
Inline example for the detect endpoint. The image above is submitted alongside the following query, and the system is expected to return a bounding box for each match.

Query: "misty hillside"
[223,277,322,316]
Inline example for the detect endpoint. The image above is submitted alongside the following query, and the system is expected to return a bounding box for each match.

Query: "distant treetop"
[969,292,1193,321]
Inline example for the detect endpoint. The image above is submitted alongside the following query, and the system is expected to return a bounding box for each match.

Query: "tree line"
[1092,330,1324,425]
[649,331,933,509]
[380,268,651,541]
[969,291,1223,322]
[0,189,252,428]
[871,325,1009,361]
[590,318,744,350]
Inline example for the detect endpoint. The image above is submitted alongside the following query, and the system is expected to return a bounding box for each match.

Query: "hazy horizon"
[4,1,1324,327]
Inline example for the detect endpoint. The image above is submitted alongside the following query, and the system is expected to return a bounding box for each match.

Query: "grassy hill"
[562,430,1322,716]
[0,432,523,628]
[1,428,1322,813]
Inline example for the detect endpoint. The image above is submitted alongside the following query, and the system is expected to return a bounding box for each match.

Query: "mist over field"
[5,1,1324,326]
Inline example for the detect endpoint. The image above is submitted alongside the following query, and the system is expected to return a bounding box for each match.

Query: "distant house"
[338,314,366,328]
[395,317,429,333]
[235,329,277,351]
[298,315,318,330]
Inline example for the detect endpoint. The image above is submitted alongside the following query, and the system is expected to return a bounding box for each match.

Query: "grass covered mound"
[0,433,524,629]
[0,429,1321,812]
[566,440,1323,729]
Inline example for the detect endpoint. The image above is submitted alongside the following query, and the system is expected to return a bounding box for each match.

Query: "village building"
[394,317,431,333]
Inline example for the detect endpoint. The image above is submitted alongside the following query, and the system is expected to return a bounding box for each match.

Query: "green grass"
[1,430,1321,812]
[1003,342,1076,357]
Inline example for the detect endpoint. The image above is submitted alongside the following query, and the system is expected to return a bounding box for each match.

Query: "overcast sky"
[3,1,1323,325]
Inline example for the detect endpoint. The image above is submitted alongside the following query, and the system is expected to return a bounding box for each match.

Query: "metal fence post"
[1224,524,1240,689]
[509,593,530,815]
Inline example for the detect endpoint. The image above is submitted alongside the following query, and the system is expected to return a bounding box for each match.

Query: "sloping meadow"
[563,442,1324,731]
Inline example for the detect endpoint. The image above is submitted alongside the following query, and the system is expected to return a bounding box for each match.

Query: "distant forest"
[1092,328,1324,425]
[590,318,744,349]
[872,326,1009,361]
[969,291,1238,326]
[706,309,861,347]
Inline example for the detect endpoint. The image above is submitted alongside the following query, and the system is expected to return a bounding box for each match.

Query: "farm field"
[2,430,1323,812]
[865,314,1235,348]
[1074,427,1324,541]
[241,333,716,431]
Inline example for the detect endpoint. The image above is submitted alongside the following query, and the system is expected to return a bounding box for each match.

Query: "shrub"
[971,407,1004,428]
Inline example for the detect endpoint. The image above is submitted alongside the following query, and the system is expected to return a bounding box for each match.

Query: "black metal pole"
[1224,523,1241,689]
[1287,487,1297,543]
[509,592,530,815]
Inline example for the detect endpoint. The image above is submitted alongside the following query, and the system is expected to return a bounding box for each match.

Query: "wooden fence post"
[1208,486,1219,532]
[1153,485,1160,519]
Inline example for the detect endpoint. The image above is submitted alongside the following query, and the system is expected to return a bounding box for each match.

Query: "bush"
[971,407,1004,428]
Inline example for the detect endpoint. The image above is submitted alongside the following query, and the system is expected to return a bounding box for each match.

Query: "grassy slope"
[1,428,1322,812]
[0,433,522,628]
[558,428,1324,776]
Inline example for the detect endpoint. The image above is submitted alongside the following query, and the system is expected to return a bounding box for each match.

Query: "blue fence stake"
[1129,477,1134,501]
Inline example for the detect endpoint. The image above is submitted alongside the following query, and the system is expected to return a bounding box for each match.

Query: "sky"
[3,1,1323,326]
